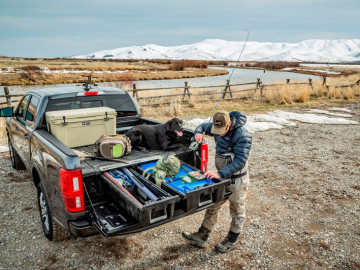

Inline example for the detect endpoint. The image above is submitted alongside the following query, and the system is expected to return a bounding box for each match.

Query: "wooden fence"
[0,87,23,106]
[129,77,360,107]
[1,77,359,107]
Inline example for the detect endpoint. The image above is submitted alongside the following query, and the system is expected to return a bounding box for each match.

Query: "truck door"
[11,95,40,169]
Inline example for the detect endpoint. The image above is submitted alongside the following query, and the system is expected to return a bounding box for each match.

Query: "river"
[4,67,320,95]
[132,67,320,89]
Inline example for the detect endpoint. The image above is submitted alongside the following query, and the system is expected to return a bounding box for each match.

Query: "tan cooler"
[46,107,117,148]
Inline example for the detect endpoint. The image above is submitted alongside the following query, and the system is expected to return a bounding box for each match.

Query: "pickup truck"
[0,84,230,241]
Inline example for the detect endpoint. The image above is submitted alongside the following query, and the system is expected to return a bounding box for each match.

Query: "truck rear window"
[46,94,137,115]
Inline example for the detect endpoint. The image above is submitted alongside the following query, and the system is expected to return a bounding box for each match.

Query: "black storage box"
[136,161,231,212]
[101,168,180,226]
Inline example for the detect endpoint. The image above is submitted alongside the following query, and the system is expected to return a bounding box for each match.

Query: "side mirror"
[25,111,34,122]
[0,106,14,117]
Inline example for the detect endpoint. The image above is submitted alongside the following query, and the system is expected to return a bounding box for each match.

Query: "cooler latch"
[63,116,68,126]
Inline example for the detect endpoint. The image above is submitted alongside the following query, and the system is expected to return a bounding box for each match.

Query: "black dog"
[125,118,186,151]
[125,128,143,149]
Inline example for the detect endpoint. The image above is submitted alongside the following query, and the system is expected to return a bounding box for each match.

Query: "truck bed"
[73,115,196,175]
[75,145,194,176]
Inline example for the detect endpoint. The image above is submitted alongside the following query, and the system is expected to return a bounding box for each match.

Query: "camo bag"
[94,134,132,158]
[143,155,181,187]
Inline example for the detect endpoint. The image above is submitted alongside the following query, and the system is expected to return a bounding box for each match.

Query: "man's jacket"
[194,111,252,178]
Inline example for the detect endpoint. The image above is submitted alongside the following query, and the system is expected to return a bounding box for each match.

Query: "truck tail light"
[59,168,85,212]
[77,91,105,97]
[200,142,208,172]
[84,91,98,96]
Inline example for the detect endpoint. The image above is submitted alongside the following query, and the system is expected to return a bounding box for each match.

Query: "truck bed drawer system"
[87,159,231,236]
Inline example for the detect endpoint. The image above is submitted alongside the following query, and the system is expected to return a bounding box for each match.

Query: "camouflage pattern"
[143,155,181,187]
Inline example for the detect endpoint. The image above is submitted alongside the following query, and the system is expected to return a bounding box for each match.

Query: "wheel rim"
[39,192,50,232]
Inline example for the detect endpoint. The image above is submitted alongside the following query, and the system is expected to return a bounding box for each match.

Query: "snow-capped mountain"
[73,39,360,63]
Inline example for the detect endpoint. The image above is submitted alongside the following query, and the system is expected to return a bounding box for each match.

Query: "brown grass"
[295,87,310,103]
[138,75,359,122]
[0,57,228,85]
[136,75,359,119]
[245,61,300,69]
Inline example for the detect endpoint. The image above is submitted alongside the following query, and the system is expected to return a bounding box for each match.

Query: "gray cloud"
[0,0,359,57]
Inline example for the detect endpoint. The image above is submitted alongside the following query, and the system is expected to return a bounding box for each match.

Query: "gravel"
[0,105,359,270]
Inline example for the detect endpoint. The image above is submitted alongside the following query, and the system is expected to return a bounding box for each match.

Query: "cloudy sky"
[0,0,359,57]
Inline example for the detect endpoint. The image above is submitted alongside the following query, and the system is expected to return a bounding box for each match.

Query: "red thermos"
[200,142,208,172]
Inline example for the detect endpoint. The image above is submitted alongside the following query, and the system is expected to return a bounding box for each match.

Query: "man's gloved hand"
[194,133,204,143]
[204,170,220,179]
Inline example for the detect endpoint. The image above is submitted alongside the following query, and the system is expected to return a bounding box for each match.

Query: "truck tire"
[37,183,71,241]
[8,138,25,170]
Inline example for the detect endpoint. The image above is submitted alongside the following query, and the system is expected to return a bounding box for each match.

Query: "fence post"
[255,78,261,93]
[260,84,265,97]
[322,76,329,91]
[132,83,139,100]
[4,86,11,106]
[222,79,232,99]
[182,81,191,101]
[308,78,314,92]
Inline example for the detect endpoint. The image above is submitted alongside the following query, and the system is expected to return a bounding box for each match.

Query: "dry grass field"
[138,75,360,120]
[0,57,228,85]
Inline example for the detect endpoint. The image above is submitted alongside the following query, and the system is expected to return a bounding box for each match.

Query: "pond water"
[3,67,320,95]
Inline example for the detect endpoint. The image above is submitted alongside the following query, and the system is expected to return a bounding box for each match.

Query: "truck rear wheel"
[37,183,70,241]
[8,138,25,170]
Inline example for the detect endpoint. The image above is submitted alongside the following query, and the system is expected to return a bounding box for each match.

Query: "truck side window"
[26,96,40,128]
[16,95,30,120]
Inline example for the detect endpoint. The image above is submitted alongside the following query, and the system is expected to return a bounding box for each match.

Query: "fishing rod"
[196,30,250,123]
[190,31,250,171]
[212,30,250,116]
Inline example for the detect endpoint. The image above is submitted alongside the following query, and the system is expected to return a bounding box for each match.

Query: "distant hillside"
[73,39,360,63]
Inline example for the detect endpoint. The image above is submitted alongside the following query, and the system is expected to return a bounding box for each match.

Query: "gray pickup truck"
[0,85,230,241]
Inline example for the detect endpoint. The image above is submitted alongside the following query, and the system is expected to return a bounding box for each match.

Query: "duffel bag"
[94,134,132,158]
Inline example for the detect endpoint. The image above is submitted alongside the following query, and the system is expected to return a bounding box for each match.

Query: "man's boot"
[182,226,211,248]
[215,231,240,253]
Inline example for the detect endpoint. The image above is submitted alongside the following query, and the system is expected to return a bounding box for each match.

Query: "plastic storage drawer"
[101,168,180,226]
[136,161,231,212]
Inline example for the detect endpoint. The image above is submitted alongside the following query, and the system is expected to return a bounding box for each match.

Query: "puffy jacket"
[194,111,252,178]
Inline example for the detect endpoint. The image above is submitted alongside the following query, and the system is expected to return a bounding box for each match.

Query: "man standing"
[182,110,252,253]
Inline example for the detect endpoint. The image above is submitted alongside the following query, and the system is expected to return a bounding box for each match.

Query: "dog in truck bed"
[125,118,186,151]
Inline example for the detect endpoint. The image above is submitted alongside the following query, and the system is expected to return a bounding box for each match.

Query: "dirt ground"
[0,104,359,270]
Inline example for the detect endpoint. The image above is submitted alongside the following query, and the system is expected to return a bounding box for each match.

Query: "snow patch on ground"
[244,121,283,133]
[328,107,352,113]
[282,68,341,75]
[249,114,296,126]
[184,108,357,133]
[184,117,212,129]
[307,109,353,118]
[268,110,358,125]
[300,64,360,69]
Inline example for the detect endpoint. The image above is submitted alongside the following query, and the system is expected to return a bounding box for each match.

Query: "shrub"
[295,88,310,103]
[169,63,184,71]
[244,61,300,70]
[19,65,43,82]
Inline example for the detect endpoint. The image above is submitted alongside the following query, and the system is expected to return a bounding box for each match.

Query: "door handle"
[24,134,28,140]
